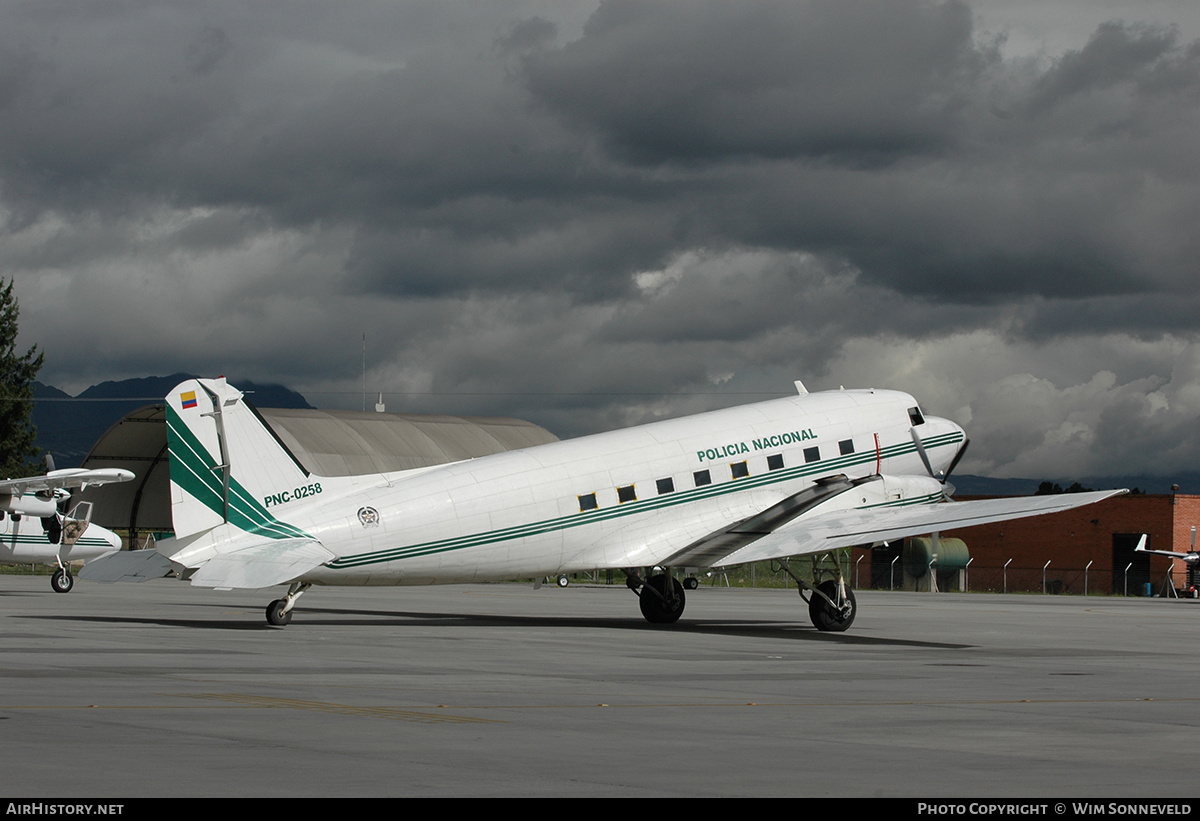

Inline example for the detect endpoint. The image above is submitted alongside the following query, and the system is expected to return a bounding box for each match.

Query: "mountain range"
[32,374,311,467]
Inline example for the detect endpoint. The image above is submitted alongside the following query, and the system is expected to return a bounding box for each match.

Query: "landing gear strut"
[776,555,857,632]
[266,582,310,626]
[627,570,686,624]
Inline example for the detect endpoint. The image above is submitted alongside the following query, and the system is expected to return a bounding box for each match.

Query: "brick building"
[858,492,1200,596]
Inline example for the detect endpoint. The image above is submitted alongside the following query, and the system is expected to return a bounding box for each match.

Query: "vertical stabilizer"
[166,378,314,540]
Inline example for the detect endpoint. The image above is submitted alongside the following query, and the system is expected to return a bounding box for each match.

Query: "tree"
[0,279,44,477]
[1035,480,1095,495]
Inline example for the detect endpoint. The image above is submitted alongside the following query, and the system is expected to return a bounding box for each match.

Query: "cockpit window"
[908,406,925,426]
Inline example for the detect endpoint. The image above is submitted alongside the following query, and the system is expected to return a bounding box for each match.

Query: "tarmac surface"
[2,574,1198,798]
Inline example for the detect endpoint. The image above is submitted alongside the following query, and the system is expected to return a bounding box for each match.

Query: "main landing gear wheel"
[808,579,856,632]
[683,576,699,590]
[51,568,74,593]
[556,574,570,588]
[266,599,293,626]
[639,574,686,624]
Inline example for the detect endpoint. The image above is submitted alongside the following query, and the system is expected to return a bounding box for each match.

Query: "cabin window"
[730,461,749,479]
[578,493,598,512]
[804,446,820,463]
[839,439,855,455]
[656,477,675,495]
[767,454,784,471]
[693,469,711,487]
[617,484,637,503]
[909,406,925,426]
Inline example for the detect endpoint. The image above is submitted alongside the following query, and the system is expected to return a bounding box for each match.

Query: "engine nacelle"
[0,493,58,518]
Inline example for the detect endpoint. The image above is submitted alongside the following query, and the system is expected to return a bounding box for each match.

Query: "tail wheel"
[266,599,293,626]
[808,579,856,632]
[639,574,686,624]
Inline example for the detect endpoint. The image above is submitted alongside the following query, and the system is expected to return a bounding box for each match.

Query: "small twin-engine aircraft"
[83,377,1124,628]
[1,464,133,592]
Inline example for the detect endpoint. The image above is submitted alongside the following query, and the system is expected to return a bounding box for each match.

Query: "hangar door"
[1112,533,1149,595]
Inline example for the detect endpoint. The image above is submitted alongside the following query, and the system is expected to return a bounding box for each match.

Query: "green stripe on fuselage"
[326,431,963,570]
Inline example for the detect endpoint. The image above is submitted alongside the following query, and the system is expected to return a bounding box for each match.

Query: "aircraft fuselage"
[169,388,963,586]
[0,507,122,565]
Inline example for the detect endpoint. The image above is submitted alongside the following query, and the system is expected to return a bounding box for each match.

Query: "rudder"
[166,377,314,540]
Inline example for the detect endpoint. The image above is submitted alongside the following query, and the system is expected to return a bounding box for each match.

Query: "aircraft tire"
[808,580,855,632]
[683,576,699,590]
[266,599,293,626]
[556,574,570,588]
[51,569,74,594]
[639,574,685,624]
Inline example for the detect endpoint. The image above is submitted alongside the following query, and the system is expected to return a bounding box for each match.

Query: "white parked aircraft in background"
[1,465,133,592]
[1135,533,1199,565]
[83,377,1123,629]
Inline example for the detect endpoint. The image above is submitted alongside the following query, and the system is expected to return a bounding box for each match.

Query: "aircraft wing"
[659,475,867,568]
[712,489,1127,568]
[185,538,336,589]
[0,468,135,495]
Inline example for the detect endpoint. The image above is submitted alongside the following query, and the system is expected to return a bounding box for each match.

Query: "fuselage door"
[62,502,94,546]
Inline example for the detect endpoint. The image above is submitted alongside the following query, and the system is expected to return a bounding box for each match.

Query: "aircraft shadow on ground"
[24,603,973,649]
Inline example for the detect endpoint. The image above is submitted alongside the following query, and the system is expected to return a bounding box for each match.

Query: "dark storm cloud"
[1027,20,1190,111]
[1019,293,1200,340]
[519,2,1200,308]
[4,1,1200,479]
[598,249,1000,346]
[523,0,986,166]
[6,1,1195,309]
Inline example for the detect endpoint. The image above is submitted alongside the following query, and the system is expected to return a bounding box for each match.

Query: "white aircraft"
[82,377,1124,629]
[1134,533,1199,565]
[1,465,134,592]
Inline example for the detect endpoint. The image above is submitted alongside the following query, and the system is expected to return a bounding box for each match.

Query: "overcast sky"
[5,0,1200,481]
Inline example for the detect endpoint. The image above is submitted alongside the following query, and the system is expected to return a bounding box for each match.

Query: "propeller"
[35,454,58,502]
[911,428,970,498]
[944,438,969,483]
[910,427,937,479]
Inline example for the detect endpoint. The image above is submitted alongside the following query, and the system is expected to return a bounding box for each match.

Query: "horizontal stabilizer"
[79,549,177,583]
[187,538,335,589]
[717,489,1127,567]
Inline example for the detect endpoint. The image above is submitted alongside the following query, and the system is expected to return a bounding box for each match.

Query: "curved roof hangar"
[78,405,560,535]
